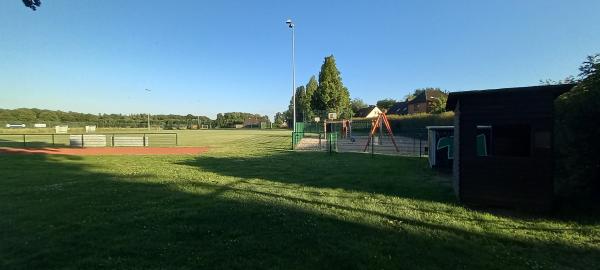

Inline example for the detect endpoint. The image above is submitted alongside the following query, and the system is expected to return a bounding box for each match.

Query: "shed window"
[474,126,492,157]
[491,125,531,157]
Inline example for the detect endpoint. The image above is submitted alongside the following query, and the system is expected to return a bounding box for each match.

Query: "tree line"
[215,112,270,128]
[0,108,271,129]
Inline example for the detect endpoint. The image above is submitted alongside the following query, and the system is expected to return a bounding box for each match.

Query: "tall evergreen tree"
[283,86,305,122]
[304,76,318,120]
[312,55,351,118]
[288,86,306,121]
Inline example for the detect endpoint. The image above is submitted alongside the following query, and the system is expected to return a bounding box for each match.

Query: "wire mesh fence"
[291,120,428,157]
[293,130,427,157]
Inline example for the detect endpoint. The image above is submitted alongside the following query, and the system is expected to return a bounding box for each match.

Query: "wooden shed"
[445,84,575,210]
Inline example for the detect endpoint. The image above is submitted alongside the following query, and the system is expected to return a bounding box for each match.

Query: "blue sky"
[1,0,599,119]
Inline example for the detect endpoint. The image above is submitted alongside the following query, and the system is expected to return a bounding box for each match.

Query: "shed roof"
[445,84,575,111]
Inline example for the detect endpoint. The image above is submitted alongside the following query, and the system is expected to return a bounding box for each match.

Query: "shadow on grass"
[1,153,598,269]
[177,150,600,221]
[177,151,455,203]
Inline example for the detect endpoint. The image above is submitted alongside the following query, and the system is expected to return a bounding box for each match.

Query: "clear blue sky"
[1,0,599,119]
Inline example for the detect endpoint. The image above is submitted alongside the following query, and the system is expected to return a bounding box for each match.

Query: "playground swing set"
[321,112,400,153]
[362,112,399,152]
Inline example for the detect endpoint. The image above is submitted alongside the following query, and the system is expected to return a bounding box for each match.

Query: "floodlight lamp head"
[286,19,294,28]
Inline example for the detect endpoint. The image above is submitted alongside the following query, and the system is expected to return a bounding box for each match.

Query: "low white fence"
[0,133,177,148]
[113,136,149,147]
[69,135,107,147]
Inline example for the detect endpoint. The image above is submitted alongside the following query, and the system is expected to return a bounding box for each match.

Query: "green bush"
[387,112,454,131]
[555,60,600,203]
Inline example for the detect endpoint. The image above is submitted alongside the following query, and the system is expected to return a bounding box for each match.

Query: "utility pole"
[145,88,151,130]
[286,19,296,132]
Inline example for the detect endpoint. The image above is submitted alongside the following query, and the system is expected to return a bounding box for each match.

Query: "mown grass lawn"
[1,130,598,269]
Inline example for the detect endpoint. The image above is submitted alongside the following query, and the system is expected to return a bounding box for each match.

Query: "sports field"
[0,130,598,269]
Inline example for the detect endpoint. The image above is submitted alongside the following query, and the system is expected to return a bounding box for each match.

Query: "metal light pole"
[286,19,296,132]
[145,88,151,130]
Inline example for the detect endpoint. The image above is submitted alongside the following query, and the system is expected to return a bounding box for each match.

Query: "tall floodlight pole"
[145,88,151,130]
[286,19,296,132]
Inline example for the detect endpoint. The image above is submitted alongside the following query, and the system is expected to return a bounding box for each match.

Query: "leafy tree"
[376,98,397,111]
[555,53,600,200]
[312,55,351,118]
[577,54,600,78]
[350,98,368,114]
[273,112,286,127]
[295,86,307,121]
[14,108,36,122]
[214,112,269,128]
[0,110,14,121]
[185,114,195,128]
[539,55,600,86]
[37,111,60,121]
[404,88,445,101]
[403,89,426,101]
[539,76,577,85]
[304,76,318,121]
[429,95,448,114]
[22,0,41,10]
[283,86,305,123]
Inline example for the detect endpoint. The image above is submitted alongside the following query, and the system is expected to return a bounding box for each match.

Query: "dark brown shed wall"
[453,89,563,210]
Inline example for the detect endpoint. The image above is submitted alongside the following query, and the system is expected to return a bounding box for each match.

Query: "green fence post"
[328,133,331,154]
[328,132,338,154]
[371,134,374,157]
[319,132,322,149]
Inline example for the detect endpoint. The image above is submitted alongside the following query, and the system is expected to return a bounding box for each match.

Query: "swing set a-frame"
[363,112,400,152]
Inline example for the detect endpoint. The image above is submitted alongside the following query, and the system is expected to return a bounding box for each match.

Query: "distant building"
[387,101,409,115]
[407,89,447,114]
[354,106,382,119]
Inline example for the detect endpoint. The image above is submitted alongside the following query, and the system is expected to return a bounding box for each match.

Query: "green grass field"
[1,130,598,269]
